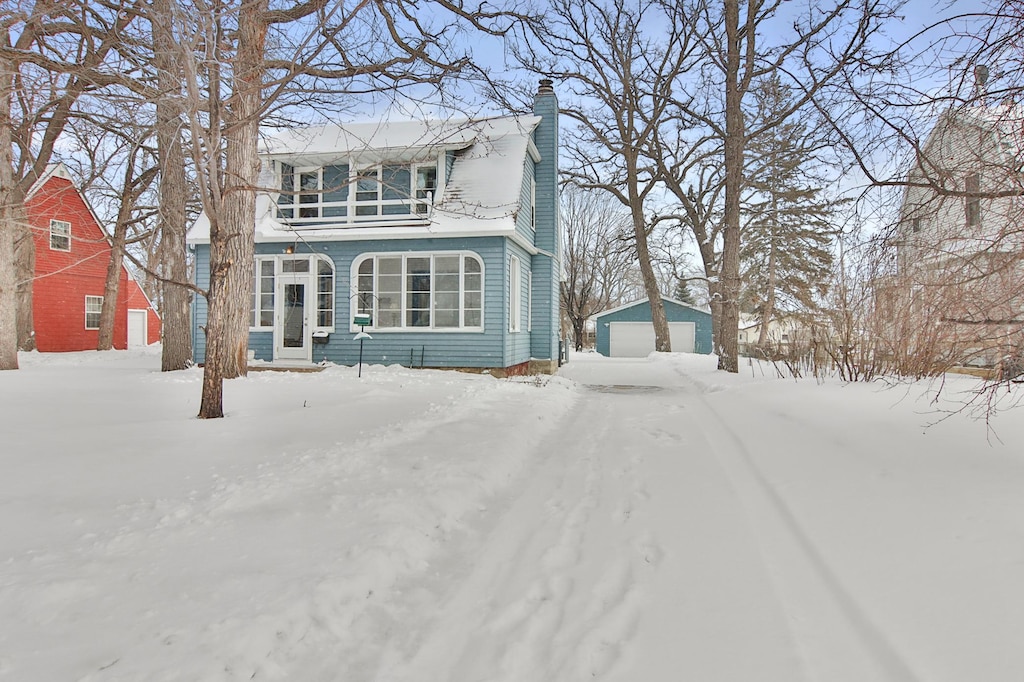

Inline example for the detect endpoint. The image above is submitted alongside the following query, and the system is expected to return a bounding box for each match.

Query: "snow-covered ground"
[1,348,1023,681]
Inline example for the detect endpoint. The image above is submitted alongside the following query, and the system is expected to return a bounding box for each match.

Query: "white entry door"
[127,309,148,348]
[275,260,312,361]
[608,321,696,357]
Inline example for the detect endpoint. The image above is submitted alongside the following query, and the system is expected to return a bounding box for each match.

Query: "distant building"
[27,164,161,352]
[886,103,1024,368]
[593,297,713,357]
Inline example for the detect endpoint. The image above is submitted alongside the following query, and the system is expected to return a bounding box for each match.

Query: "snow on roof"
[945,104,1024,161]
[26,163,74,201]
[592,296,711,320]
[189,114,541,243]
[263,117,483,159]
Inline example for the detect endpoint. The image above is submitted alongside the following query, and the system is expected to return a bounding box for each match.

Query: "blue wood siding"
[530,87,560,361]
[191,246,210,363]
[594,298,713,356]
[504,243,532,365]
[515,158,536,243]
[194,236,521,368]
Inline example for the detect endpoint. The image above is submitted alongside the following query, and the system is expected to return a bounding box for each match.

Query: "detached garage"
[594,297,713,357]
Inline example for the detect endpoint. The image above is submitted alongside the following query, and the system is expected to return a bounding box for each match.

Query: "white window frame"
[527,272,533,332]
[351,251,484,332]
[250,254,335,332]
[85,295,102,330]
[50,219,71,252]
[275,156,441,226]
[530,176,537,231]
[509,255,521,332]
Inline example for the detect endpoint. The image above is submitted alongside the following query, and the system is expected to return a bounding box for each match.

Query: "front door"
[275,260,311,361]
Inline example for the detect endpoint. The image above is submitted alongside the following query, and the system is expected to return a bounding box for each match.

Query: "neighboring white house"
[888,102,1024,367]
[737,315,809,356]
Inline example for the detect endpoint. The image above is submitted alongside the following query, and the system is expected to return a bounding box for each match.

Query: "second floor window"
[277,160,437,223]
[50,219,71,251]
[965,173,981,226]
[278,164,350,220]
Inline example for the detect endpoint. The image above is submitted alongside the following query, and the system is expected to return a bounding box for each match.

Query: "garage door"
[608,321,695,357]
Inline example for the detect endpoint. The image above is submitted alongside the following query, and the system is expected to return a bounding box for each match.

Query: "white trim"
[49,219,71,252]
[274,156,442,227]
[527,272,533,333]
[250,253,336,334]
[527,138,542,163]
[509,254,521,333]
[85,295,103,330]
[593,296,711,320]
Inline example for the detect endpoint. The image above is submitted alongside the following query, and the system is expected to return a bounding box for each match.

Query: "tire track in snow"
[380,389,659,682]
[672,366,926,682]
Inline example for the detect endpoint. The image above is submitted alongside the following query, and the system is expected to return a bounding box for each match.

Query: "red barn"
[27,164,161,352]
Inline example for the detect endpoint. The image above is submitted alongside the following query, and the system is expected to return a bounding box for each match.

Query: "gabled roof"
[26,163,75,200]
[26,163,110,241]
[188,114,542,244]
[593,296,711,320]
[924,104,1024,166]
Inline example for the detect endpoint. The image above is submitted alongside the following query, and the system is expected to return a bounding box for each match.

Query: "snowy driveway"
[1,349,1023,681]
[383,353,1024,682]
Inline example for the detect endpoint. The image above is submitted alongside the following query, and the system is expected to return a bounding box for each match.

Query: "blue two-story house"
[188,80,561,374]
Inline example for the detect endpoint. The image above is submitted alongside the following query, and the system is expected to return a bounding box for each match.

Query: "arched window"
[354,252,483,330]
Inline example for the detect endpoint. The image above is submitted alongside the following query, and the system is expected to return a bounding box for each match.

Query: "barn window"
[50,219,71,251]
[85,296,103,330]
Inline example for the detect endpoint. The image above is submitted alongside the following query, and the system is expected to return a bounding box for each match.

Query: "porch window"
[354,252,483,330]
[85,295,102,330]
[277,163,349,220]
[415,166,437,214]
[317,258,334,327]
[277,160,437,222]
[250,255,335,331]
[50,219,71,251]
[251,260,275,328]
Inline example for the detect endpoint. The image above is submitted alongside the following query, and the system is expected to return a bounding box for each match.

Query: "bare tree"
[510,0,699,352]
[560,184,635,351]
[152,0,192,371]
[0,0,140,367]
[60,113,160,351]
[668,0,900,372]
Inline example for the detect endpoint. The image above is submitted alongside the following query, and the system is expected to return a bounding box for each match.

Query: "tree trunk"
[627,152,670,352]
[634,220,671,352]
[573,317,585,352]
[96,219,126,350]
[14,219,35,351]
[198,1,265,418]
[0,40,19,369]
[719,0,743,373]
[757,208,779,347]
[153,0,192,371]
